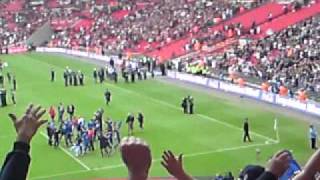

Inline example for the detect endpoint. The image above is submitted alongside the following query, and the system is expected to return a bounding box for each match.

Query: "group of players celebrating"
[46,103,123,157]
[45,59,154,158]
[45,88,145,158]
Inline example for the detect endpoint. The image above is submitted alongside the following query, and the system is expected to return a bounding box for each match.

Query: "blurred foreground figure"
[0,104,47,180]
[120,137,151,180]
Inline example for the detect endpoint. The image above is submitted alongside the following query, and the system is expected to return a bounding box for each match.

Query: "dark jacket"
[244,122,249,132]
[257,171,277,180]
[0,142,30,180]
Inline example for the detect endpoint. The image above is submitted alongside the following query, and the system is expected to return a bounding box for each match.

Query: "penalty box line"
[107,83,278,143]
[29,141,278,180]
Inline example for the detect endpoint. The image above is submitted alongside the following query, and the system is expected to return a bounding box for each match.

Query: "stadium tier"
[1,0,320,180]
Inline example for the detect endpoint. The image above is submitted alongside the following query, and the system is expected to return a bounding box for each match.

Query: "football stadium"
[0,0,320,180]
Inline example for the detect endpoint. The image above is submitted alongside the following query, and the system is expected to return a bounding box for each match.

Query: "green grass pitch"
[0,53,315,180]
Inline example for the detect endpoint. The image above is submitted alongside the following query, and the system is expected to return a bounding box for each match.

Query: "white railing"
[36,47,120,63]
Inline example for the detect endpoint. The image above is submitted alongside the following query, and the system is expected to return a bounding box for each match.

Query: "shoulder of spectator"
[257,171,277,180]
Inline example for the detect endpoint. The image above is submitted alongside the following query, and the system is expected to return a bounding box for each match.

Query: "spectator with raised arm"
[0,104,47,180]
[257,150,291,180]
[161,150,193,180]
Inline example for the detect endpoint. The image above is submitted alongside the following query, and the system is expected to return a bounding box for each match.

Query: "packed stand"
[175,14,320,101]
[0,0,267,54]
[50,0,267,53]
[219,15,320,100]
[0,0,72,49]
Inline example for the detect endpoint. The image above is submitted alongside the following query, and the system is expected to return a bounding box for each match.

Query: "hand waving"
[120,137,151,180]
[161,150,193,180]
[9,104,47,144]
[266,150,291,178]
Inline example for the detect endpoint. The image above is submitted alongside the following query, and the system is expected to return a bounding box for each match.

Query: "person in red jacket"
[49,106,56,121]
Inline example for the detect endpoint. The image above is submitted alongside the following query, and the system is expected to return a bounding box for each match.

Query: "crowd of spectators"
[82,0,252,52]
[0,0,267,53]
[184,0,311,52]
[0,0,59,48]
[219,14,320,100]
[176,13,320,101]
[0,10,32,48]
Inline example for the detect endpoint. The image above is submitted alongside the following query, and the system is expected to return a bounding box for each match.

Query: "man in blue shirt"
[310,125,318,150]
[47,120,55,146]
[82,131,90,153]
[65,120,73,147]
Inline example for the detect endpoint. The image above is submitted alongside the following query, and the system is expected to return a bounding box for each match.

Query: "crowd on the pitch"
[46,104,117,157]
[45,103,145,158]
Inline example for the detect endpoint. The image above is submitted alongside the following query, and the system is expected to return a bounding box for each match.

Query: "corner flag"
[274,118,278,131]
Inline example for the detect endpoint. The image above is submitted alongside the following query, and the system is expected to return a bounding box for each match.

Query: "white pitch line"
[108,83,278,143]
[93,142,278,171]
[182,142,277,158]
[39,132,91,171]
[29,141,278,180]
[92,163,124,171]
[197,114,277,143]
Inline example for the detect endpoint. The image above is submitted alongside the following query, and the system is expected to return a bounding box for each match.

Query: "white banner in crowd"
[36,47,320,117]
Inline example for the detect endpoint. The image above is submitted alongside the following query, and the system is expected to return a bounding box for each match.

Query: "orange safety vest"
[261,82,270,92]
[279,86,288,96]
[237,78,245,87]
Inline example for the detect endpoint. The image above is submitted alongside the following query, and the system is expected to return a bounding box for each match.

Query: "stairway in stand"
[146,2,286,61]
[254,1,320,39]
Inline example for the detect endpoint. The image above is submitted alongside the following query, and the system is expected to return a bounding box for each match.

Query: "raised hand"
[161,150,193,180]
[265,150,291,178]
[8,104,47,144]
[120,137,152,180]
